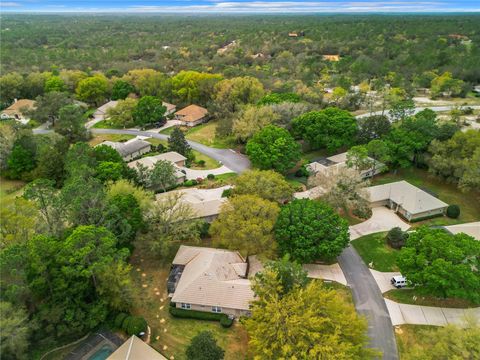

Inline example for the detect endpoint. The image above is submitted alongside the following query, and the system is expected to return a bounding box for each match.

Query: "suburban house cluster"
[128,151,188,184]
[99,138,152,161]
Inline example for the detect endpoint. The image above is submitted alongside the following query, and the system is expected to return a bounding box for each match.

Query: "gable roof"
[171,245,254,310]
[95,100,118,114]
[107,336,167,360]
[99,139,151,157]
[162,101,176,113]
[365,181,448,214]
[308,151,383,177]
[128,151,186,170]
[175,104,208,123]
[444,222,480,240]
[1,99,35,116]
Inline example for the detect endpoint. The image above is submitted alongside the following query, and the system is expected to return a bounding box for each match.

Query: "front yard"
[88,134,135,146]
[351,232,399,272]
[372,167,480,226]
[129,247,249,360]
[384,289,480,308]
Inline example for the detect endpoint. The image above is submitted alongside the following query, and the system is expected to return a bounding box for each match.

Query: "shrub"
[114,313,129,328]
[199,221,210,238]
[169,306,233,327]
[196,177,204,183]
[386,227,408,250]
[295,166,310,178]
[124,316,147,336]
[221,188,232,197]
[207,174,215,180]
[220,315,234,328]
[446,205,460,219]
[197,160,206,167]
[184,179,198,187]
[352,202,372,220]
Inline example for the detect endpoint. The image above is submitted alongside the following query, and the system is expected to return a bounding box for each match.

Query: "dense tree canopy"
[233,169,293,202]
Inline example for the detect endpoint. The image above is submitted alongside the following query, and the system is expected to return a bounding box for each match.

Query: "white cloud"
[0,1,22,6]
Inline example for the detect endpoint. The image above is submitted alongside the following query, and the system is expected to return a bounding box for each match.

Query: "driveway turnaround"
[303,263,347,285]
[338,246,399,359]
[385,299,480,327]
[349,207,410,241]
[370,270,401,294]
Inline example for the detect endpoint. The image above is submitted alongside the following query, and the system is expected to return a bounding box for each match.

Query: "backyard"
[351,232,399,272]
[372,167,480,226]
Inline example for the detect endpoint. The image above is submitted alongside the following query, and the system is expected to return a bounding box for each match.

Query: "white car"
[391,275,407,288]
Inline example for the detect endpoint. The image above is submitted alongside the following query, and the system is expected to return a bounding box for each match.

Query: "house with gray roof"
[128,151,187,184]
[363,180,448,222]
[98,139,152,161]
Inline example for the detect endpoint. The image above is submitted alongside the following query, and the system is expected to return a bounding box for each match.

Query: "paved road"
[91,128,251,173]
[338,246,399,360]
[355,105,480,119]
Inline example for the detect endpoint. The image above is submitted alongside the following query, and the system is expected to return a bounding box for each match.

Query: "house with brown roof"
[162,101,176,116]
[174,104,209,127]
[1,99,36,124]
[168,245,255,317]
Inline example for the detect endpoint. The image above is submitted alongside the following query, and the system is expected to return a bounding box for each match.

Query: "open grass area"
[0,177,26,201]
[185,122,236,149]
[145,138,168,147]
[129,248,249,360]
[394,324,438,359]
[191,150,221,170]
[92,120,126,129]
[384,289,480,308]
[351,232,399,272]
[372,167,480,226]
[88,134,135,146]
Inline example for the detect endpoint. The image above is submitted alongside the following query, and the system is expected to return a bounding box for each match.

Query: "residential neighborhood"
[1,9,480,360]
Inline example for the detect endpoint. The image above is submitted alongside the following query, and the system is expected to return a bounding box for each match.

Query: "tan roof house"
[162,101,176,115]
[322,54,341,61]
[1,99,36,124]
[168,245,254,317]
[175,105,209,127]
[363,181,448,222]
[107,335,167,360]
[308,151,385,179]
[128,151,187,184]
[98,139,152,161]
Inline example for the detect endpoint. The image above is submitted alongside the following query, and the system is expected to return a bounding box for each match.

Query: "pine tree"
[168,127,191,157]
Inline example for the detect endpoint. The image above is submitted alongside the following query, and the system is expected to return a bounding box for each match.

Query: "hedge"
[125,316,147,335]
[114,313,129,328]
[169,306,233,328]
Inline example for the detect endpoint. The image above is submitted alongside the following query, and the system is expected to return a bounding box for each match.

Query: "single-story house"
[93,100,118,121]
[444,222,480,240]
[107,335,167,360]
[98,139,152,161]
[1,99,36,124]
[162,101,176,115]
[174,104,209,127]
[363,181,448,222]
[156,185,231,222]
[308,152,385,179]
[128,151,187,183]
[322,54,341,62]
[168,245,255,317]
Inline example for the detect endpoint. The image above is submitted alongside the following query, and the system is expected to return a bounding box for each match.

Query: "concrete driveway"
[303,263,347,285]
[181,165,234,180]
[370,270,400,293]
[385,299,480,327]
[349,207,410,240]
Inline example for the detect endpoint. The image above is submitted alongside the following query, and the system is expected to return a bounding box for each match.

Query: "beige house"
[168,245,255,317]
[175,105,209,127]
[107,335,167,360]
[308,152,384,179]
[444,222,480,240]
[162,101,176,115]
[364,181,448,222]
[128,151,187,184]
[1,99,36,124]
[93,100,118,121]
[98,139,152,161]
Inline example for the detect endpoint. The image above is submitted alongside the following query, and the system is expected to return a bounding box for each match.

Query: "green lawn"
[88,134,135,146]
[351,232,399,272]
[0,177,26,201]
[159,126,176,135]
[372,167,480,226]
[92,120,125,129]
[301,149,329,162]
[185,122,236,149]
[384,289,480,308]
[191,150,221,170]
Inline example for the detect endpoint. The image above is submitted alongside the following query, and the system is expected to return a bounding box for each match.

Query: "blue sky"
[1,0,479,13]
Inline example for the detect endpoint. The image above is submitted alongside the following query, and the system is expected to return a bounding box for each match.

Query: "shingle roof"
[1,99,35,116]
[365,181,448,215]
[99,139,151,157]
[128,151,186,170]
[107,336,167,360]
[95,100,118,115]
[162,101,176,113]
[171,245,254,310]
[175,104,208,123]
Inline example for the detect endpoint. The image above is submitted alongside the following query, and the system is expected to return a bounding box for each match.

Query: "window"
[211,306,222,313]
[181,303,191,309]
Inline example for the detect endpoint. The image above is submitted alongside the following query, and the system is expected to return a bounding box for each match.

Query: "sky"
[0,0,479,13]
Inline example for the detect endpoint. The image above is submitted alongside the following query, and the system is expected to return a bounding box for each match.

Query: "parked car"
[391,275,407,288]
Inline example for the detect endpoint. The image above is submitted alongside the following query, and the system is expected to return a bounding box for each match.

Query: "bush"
[352,202,372,220]
[169,306,233,327]
[207,174,215,180]
[184,179,198,187]
[221,188,232,198]
[295,166,310,178]
[123,316,147,336]
[114,313,129,328]
[199,221,210,238]
[220,315,234,328]
[386,227,408,250]
[197,160,206,167]
[446,205,460,219]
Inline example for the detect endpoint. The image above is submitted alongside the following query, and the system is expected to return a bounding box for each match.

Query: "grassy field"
[0,177,26,201]
[88,134,135,146]
[372,167,480,226]
[184,122,236,149]
[191,150,221,170]
[351,232,399,271]
[394,324,438,359]
[129,248,249,360]
[384,289,480,308]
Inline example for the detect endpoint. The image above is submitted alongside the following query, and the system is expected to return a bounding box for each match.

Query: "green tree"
[367,139,391,173]
[171,70,223,105]
[246,125,300,174]
[111,80,136,100]
[75,74,109,106]
[275,199,349,263]
[233,169,293,202]
[96,161,124,183]
[133,96,166,128]
[28,91,72,125]
[106,98,138,128]
[357,115,391,143]
[168,127,192,157]
[431,72,465,98]
[0,302,31,360]
[149,159,177,192]
[244,280,376,359]
[0,197,40,248]
[388,98,415,122]
[291,107,358,152]
[397,226,480,302]
[55,104,89,143]
[346,145,373,171]
[123,69,169,98]
[232,105,280,142]
[105,193,143,247]
[0,123,16,170]
[93,144,124,163]
[6,143,36,180]
[186,331,225,360]
[0,72,24,103]
[258,92,301,105]
[33,133,69,186]
[44,75,65,93]
[210,195,279,258]
[106,179,154,213]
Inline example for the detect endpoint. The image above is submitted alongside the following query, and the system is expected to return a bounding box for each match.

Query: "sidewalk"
[385,299,480,327]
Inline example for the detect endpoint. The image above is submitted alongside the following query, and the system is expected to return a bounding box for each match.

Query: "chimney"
[14,98,18,103]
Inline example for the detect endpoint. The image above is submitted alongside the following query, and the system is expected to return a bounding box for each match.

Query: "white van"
[391,275,407,288]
